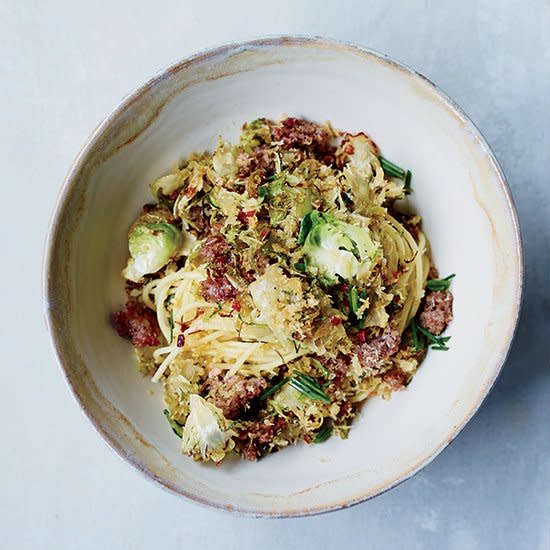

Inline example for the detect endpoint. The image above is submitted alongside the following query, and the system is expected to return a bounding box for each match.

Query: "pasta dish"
[112,117,454,462]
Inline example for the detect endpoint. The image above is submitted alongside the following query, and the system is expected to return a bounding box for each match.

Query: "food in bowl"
[111,116,454,463]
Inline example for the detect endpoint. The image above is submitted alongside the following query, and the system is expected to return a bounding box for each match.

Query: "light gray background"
[1,1,548,549]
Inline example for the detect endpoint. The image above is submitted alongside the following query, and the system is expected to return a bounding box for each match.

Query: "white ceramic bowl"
[44,37,522,516]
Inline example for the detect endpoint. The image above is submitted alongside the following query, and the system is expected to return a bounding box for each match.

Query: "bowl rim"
[43,35,523,517]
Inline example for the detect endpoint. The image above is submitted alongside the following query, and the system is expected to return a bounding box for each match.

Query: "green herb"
[260,377,290,399]
[403,170,412,194]
[314,424,333,444]
[297,211,314,245]
[411,319,451,351]
[294,260,306,272]
[258,184,270,200]
[426,273,456,291]
[379,156,413,192]
[411,319,423,352]
[311,358,329,378]
[163,409,183,438]
[298,372,318,384]
[290,372,331,403]
[379,156,406,179]
[348,286,367,326]
[169,310,174,343]
[349,286,359,314]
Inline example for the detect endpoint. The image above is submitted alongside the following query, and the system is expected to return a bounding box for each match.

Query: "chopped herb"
[314,424,333,444]
[426,273,456,291]
[379,156,405,179]
[311,358,329,378]
[290,372,331,403]
[294,260,306,272]
[379,156,412,192]
[298,372,318,384]
[163,409,183,438]
[411,319,423,351]
[298,211,314,245]
[258,184,270,199]
[403,170,412,194]
[260,377,289,399]
[348,286,367,327]
[411,319,451,351]
[169,310,174,343]
[349,286,359,314]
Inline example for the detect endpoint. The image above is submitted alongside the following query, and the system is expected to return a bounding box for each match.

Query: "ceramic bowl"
[44,37,522,516]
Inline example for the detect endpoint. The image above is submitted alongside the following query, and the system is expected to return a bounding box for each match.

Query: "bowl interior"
[45,38,521,516]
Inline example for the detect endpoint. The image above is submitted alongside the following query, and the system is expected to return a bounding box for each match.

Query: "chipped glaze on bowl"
[43,37,522,517]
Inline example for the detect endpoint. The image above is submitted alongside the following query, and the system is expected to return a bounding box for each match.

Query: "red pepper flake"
[177,334,185,347]
[169,189,179,200]
[259,228,270,240]
[232,300,241,312]
[344,144,355,155]
[357,330,366,344]
[340,283,349,292]
[237,210,256,224]
[392,270,399,281]
[330,316,342,326]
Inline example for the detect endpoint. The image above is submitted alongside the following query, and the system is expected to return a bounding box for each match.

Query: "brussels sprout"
[122,222,181,282]
[299,211,378,285]
[180,394,235,463]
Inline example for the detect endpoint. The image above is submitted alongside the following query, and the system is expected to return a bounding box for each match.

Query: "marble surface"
[1,1,548,548]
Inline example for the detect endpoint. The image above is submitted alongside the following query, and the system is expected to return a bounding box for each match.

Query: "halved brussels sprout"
[299,211,379,285]
[180,394,235,463]
[122,222,181,282]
